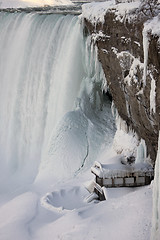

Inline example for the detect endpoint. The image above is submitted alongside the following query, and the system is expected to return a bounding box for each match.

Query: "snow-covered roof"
[91,161,154,179]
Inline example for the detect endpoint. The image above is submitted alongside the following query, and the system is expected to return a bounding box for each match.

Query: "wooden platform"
[91,161,154,200]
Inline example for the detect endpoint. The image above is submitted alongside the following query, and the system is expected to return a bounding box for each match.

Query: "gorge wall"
[83,3,160,163]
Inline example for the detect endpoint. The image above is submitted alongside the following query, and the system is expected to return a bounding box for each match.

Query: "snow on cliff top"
[144,14,160,39]
[81,0,114,24]
[0,0,72,8]
[81,0,141,24]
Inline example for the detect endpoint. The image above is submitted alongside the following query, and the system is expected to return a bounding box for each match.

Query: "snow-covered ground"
[0,133,153,240]
[151,132,160,240]
[0,156,153,240]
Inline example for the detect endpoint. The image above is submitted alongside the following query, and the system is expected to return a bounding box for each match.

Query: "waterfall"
[0,11,115,187]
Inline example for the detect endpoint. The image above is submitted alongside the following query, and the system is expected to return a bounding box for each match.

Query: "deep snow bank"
[35,181,152,240]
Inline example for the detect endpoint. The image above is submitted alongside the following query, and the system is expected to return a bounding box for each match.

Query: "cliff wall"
[83,3,160,162]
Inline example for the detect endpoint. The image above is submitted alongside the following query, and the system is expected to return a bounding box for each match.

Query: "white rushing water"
[0,11,115,189]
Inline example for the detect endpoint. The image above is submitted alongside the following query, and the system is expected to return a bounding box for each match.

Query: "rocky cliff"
[82,2,160,163]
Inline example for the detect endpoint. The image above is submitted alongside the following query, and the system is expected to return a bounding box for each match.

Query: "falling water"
[0,10,115,187]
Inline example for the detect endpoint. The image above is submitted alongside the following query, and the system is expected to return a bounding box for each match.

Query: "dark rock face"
[84,12,160,163]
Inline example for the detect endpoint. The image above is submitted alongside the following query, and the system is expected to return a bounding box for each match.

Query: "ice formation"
[136,139,147,164]
[143,16,160,114]
[113,112,139,159]
[37,36,115,182]
[150,73,156,114]
[112,110,149,164]
[142,28,150,87]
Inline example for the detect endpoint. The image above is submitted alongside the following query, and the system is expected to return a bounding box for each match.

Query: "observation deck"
[91,160,154,200]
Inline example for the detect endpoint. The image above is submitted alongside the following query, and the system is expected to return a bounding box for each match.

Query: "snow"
[81,1,114,25]
[0,192,38,240]
[31,181,153,240]
[103,47,144,88]
[124,57,143,86]
[81,0,141,25]
[134,41,140,47]
[0,0,72,8]
[37,110,90,180]
[0,161,154,240]
[112,111,150,166]
[144,14,160,41]
[113,1,141,23]
[113,113,139,158]
[91,160,154,178]
[41,186,90,212]
[151,132,160,240]
[89,31,107,44]
[113,129,138,157]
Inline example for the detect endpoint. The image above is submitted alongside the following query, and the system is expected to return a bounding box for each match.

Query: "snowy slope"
[0,171,153,240]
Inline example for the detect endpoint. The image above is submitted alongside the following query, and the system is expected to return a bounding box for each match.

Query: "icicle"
[115,111,129,133]
[113,110,140,159]
[150,73,156,114]
[142,28,150,87]
[111,101,116,118]
[136,139,147,163]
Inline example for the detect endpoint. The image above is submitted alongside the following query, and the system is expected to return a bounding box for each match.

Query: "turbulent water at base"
[0,10,115,188]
